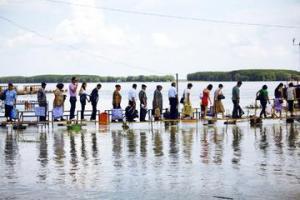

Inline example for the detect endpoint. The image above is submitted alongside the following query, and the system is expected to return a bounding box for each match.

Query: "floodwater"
[0,120,300,199]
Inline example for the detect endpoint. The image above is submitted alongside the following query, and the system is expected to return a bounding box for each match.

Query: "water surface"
[0,120,299,199]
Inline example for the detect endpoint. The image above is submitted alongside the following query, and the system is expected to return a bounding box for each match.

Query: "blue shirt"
[5,90,17,106]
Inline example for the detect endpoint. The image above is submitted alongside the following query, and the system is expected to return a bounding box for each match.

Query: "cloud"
[152,32,180,48]
[54,0,129,47]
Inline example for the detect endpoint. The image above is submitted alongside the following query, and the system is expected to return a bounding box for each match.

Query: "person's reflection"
[81,132,87,161]
[53,132,65,183]
[259,127,269,151]
[200,127,209,164]
[273,125,283,148]
[54,132,65,164]
[91,132,99,165]
[112,130,123,168]
[181,128,194,162]
[37,132,48,181]
[127,130,136,155]
[153,130,163,156]
[169,126,178,157]
[212,127,224,164]
[232,126,242,165]
[287,124,298,148]
[4,132,18,180]
[69,133,78,182]
[140,132,147,157]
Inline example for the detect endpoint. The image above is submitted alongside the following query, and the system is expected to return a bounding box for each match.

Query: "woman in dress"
[274,83,283,118]
[152,85,163,121]
[182,83,193,119]
[53,83,65,121]
[214,84,225,118]
[201,84,213,119]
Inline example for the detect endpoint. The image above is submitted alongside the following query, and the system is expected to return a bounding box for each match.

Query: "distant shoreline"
[187,69,300,82]
[0,74,175,84]
[0,69,299,83]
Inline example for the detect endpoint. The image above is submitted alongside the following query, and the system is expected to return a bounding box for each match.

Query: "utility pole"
[176,73,179,95]
[293,38,300,72]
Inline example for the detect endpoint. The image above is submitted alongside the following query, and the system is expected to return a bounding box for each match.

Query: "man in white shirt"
[287,82,296,116]
[168,82,178,119]
[128,83,137,107]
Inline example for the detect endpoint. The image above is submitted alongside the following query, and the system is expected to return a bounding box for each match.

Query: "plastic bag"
[112,109,123,120]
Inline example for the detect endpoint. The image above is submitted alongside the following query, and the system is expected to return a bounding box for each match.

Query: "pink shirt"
[69,83,77,97]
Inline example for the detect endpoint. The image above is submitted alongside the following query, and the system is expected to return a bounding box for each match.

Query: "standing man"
[69,77,78,120]
[4,82,17,122]
[112,84,122,109]
[37,82,47,121]
[287,82,296,117]
[139,84,148,122]
[128,84,137,107]
[168,82,178,119]
[90,84,102,120]
[232,81,244,118]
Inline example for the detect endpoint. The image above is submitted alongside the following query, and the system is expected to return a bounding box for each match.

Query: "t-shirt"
[232,86,240,100]
[287,87,295,101]
[214,89,222,101]
[128,89,137,101]
[183,89,191,101]
[69,83,77,97]
[5,90,17,106]
[168,86,177,98]
[139,90,147,105]
[259,89,268,101]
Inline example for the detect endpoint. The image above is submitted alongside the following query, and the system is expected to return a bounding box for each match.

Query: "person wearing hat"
[37,82,48,121]
[139,84,148,121]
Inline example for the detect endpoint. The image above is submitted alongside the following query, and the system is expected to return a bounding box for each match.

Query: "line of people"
[0,79,298,122]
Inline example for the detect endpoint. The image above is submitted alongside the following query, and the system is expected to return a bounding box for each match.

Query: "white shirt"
[287,87,295,101]
[128,88,137,101]
[214,89,222,101]
[183,88,191,103]
[168,86,177,98]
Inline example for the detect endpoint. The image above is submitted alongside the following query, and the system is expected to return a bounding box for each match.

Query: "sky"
[0,0,300,78]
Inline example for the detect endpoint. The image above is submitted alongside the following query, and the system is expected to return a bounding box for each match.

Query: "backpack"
[0,89,7,101]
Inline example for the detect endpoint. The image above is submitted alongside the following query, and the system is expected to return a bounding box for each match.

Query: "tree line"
[0,75,175,83]
[187,69,300,81]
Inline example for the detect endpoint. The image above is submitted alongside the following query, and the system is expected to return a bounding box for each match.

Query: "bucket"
[99,112,109,125]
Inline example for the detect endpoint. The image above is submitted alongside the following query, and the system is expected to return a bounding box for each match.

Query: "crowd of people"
[0,77,298,123]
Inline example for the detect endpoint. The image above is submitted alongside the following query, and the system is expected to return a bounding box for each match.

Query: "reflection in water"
[4,133,18,180]
[200,127,209,164]
[53,132,65,183]
[153,131,163,157]
[273,125,283,148]
[81,133,87,161]
[287,124,299,148]
[112,131,123,168]
[212,127,224,164]
[181,128,193,163]
[127,130,136,155]
[169,127,179,157]
[140,132,147,157]
[0,122,300,199]
[37,132,48,181]
[69,133,78,182]
[91,132,99,165]
[232,126,242,165]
